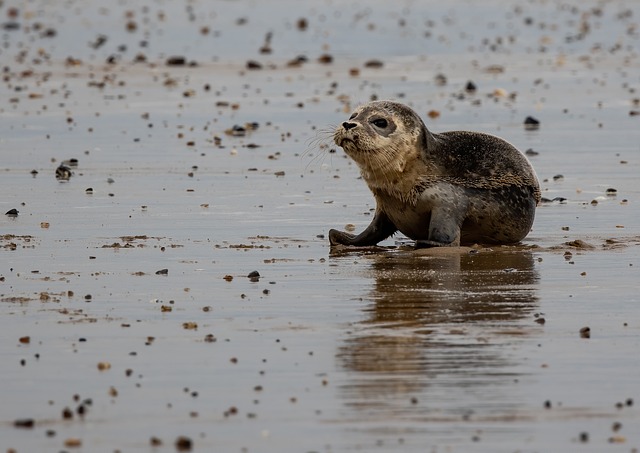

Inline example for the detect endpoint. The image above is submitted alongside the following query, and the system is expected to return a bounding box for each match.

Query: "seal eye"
[349,112,357,120]
[371,118,388,128]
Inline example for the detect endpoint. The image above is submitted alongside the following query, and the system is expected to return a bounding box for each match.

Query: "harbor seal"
[329,100,541,247]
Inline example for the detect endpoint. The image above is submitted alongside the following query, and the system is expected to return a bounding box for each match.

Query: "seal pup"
[329,100,540,247]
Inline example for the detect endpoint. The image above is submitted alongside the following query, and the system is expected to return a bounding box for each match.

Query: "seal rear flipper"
[425,206,462,247]
[329,210,397,246]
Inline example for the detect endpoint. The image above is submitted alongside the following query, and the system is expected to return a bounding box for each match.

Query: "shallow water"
[1,0,640,452]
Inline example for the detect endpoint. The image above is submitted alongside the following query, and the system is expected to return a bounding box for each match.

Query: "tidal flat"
[1,1,639,452]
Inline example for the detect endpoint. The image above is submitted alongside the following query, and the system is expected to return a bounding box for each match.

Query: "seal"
[329,100,541,247]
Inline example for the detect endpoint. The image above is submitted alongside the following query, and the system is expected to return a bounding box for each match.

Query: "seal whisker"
[303,126,337,171]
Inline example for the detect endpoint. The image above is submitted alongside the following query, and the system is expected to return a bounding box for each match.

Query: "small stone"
[579,326,591,338]
[13,418,35,429]
[166,56,186,66]
[62,407,74,419]
[364,59,384,68]
[296,18,308,31]
[318,54,333,64]
[5,208,19,216]
[524,116,540,130]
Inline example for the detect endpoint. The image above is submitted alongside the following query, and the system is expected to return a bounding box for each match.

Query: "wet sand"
[1,1,639,452]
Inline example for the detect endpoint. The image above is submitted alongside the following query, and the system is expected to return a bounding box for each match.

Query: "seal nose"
[342,121,357,130]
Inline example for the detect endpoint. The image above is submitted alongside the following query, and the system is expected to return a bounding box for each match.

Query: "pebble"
[246,60,263,70]
[166,56,186,66]
[13,418,35,429]
[524,116,540,130]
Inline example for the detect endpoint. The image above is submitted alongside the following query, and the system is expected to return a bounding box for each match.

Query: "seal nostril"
[342,122,357,130]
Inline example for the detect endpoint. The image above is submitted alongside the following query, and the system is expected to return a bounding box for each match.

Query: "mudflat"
[1,1,639,452]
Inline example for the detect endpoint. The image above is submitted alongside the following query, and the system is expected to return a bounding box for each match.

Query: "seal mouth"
[336,137,354,146]
[334,131,359,149]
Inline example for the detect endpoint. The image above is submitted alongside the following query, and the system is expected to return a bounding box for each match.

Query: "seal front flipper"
[329,210,397,246]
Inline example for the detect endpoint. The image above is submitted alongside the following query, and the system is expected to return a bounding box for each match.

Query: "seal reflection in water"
[329,100,541,247]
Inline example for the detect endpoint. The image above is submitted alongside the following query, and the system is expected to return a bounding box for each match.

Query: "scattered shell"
[485,64,505,74]
[64,438,82,448]
[97,362,111,371]
[56,164,72,180]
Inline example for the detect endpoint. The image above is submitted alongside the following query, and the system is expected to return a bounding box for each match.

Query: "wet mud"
[1,0,639,452]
